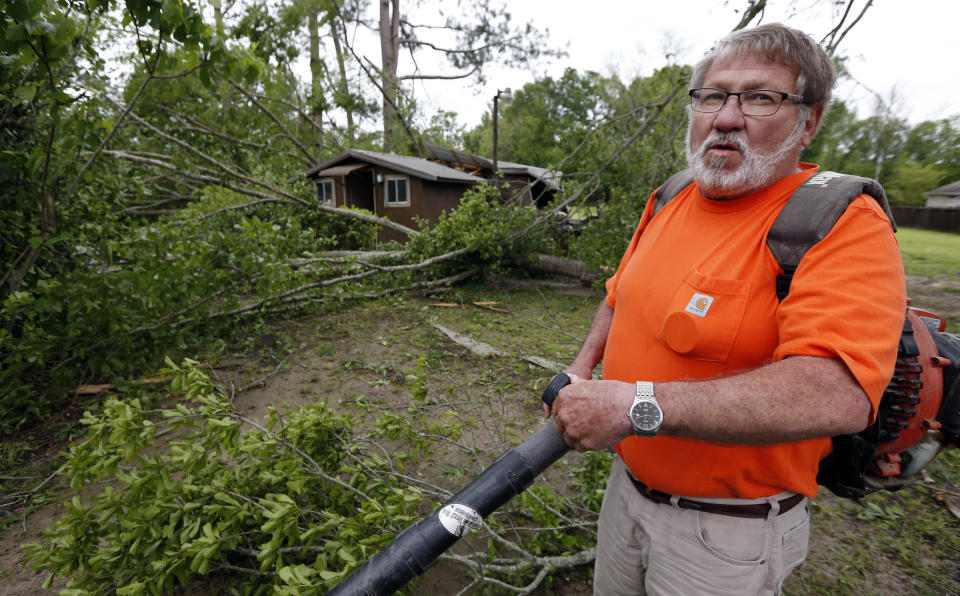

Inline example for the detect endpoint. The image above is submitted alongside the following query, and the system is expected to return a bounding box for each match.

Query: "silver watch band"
[635,380,655,403]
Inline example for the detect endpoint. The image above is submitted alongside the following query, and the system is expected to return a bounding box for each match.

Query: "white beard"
[685,117,806,198]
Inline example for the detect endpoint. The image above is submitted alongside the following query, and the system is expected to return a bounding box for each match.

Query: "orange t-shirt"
[604,165,906,498]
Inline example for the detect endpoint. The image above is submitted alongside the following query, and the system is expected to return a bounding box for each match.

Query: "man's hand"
[551,379,635,452]
[542,302,613,418]
[542,365,594,418]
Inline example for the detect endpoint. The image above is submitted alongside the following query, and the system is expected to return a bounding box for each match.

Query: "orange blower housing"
[868,307,960,484]
[818,306,960,499]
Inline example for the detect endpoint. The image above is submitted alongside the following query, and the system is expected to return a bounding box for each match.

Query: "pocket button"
[663,311,698,354]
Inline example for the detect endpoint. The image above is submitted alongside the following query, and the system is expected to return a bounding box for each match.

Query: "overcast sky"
[401,1,958,130]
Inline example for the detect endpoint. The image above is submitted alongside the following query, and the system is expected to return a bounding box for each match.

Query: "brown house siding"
[374,175,474,243]
[419,182,470,223]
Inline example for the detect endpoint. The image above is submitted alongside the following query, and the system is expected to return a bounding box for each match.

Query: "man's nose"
[713,94,745,130]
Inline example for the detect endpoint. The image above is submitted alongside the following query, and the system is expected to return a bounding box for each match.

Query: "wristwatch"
[628,381,662,437]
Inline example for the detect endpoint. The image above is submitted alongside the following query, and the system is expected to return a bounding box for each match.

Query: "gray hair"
[689,23,837,110]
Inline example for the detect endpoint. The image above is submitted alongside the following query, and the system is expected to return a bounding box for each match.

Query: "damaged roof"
[306,149,481,184]
[303,145,562,190]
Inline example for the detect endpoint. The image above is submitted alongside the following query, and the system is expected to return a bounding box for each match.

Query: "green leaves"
[13,84,37,104]
[25,361,415,593]
[405,183,548,277]
[6,0,46,23]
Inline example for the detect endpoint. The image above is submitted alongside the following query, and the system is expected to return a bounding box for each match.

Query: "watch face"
[631,401,662,431]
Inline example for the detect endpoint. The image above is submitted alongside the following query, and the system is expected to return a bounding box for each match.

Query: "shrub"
[24,358,423,594]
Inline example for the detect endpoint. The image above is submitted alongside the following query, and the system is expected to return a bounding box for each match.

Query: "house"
[925,180,960,208]
[305,149,480,243]
[304,145,560,243]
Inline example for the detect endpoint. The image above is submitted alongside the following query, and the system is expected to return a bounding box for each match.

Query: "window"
[316,179,334,205]
[385,176,409,206]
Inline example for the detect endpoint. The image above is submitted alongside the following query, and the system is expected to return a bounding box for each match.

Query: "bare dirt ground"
[906,274,960,326]
[2,277,960,595]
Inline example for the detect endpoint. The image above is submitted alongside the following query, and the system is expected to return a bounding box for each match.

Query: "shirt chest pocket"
[657,270,752,362]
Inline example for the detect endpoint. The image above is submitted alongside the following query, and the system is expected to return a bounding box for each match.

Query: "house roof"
[422,142,561,188]
[927,180,960,197]
[313,163,367,177]
[497,160,560,189]
[423,143,491,172]
[305,149,481,184]
[303,146,562,190]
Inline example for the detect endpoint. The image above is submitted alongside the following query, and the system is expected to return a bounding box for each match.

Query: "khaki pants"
[594,457,810,595]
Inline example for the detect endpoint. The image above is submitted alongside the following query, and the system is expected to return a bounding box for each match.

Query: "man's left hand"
[552,379,635,452]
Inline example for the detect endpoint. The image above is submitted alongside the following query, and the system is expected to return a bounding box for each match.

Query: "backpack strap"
[651,169,695,217]
[767,171,896,301]
[770,172,896,500]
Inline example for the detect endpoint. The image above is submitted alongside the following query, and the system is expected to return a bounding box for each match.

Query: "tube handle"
[540,372,571,407]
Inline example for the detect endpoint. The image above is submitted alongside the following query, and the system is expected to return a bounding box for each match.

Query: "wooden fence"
[890,207,960,234]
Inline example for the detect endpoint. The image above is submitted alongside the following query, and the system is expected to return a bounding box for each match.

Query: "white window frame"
[384,176,409,207]
[316,179,334,205]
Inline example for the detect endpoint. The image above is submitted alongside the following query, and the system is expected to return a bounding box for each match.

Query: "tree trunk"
[379,0,400,152]
[329,7,355,143]
[519,254,598,286]
[308,6,324,153]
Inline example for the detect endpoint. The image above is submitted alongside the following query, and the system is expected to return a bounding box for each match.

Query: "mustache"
[696,132,748,157]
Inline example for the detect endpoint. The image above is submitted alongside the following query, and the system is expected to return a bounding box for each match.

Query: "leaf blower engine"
[843,306,960,494]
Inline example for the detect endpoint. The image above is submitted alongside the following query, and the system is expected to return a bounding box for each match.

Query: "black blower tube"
[327,373,572,595]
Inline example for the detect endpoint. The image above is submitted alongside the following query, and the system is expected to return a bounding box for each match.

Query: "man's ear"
[801,104,826,147]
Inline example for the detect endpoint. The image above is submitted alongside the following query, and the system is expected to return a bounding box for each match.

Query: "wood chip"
[139,375,173,384]
[471,301,511,314]
[429,302,460,308]
[75,383,114,395]
[76,376,172,395]
[522,355,566,371]
[433,324,508,358]
[945,496,960,521]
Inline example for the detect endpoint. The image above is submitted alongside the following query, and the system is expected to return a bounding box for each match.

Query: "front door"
[347,170,374,213]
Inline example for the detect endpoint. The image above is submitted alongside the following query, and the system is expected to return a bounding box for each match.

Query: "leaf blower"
[819,306,960,498]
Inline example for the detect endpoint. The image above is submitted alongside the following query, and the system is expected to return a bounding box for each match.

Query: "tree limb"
[731,0,767,31]
[225,79,317,165]
[439,548,596,594]
[823,0,874,56]
[63,27,165,203]
[398,66,480,81]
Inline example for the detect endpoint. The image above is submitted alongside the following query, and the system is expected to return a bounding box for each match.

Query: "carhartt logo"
[685,293,714,317]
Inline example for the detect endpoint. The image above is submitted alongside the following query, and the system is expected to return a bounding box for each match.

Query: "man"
[546,23,906,595]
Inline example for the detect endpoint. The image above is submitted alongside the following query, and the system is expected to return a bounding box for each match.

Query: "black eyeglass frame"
[688,87,809,117]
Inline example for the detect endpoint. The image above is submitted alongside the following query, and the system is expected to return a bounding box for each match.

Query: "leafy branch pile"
[25,358,610,594]
[0,176,554,430]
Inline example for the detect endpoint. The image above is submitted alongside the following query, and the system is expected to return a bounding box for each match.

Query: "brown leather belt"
[626,471,805,519]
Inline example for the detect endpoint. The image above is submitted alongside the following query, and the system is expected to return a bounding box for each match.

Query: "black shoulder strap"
[770,172,897,500]
[651,169,695,218]
[767,171,896,300]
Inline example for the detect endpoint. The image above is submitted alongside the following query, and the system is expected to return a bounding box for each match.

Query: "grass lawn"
[897,227,960,331]
[898,227,960,280]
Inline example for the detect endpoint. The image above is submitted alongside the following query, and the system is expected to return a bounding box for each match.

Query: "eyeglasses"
[689,88,807,116]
